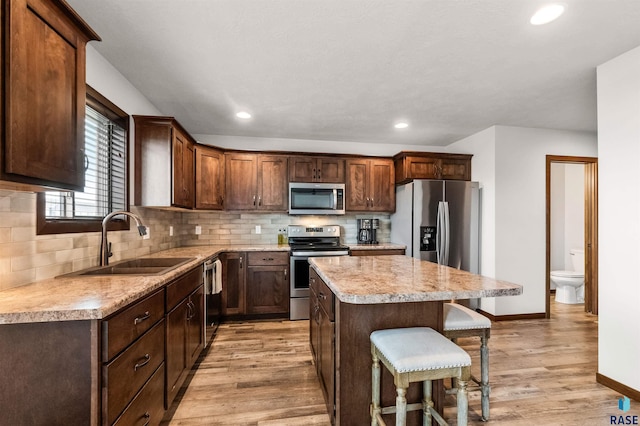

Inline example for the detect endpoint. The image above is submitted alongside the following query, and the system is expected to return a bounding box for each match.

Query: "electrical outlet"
[169,226,174,236]
[142,226,150,240]
[255,225,261,234]
[195,225,202,235]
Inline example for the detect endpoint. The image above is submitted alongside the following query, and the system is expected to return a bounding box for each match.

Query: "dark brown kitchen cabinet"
[393,152,472,184]
[165,267,204,408]
[134,116,196,209]
[221,251,246,316]
[309,268,335,421]
[346,157,395,212]
[289,156,345,183]
[101,288,167,426]
[0,0,100,191]
[225,153,288,211]
[246,252,289,315]
[221,251,290,319]
[195,145,225,210]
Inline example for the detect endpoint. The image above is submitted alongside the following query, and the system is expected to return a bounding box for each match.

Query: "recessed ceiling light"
[236,111,252,119]
[530,4,566,25]
[394,122,409,129]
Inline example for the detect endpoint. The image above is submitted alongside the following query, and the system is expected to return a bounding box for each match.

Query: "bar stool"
[443,303,492,421]
[370,327,471,426]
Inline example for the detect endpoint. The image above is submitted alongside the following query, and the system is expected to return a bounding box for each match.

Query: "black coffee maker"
[357,219,379,244]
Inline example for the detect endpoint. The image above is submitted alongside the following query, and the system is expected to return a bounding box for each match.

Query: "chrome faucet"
[100,210,147,266]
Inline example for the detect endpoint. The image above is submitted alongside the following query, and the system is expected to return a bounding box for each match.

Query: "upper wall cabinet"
[195,145,225,210]
[346,158,395,212]
[393,152,472,184]
[289,156,345,183]
[225,153,288,211]
[0,0,100,191]
[134,116,195,209]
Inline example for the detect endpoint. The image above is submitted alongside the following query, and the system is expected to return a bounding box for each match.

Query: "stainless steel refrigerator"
[391,180,479,273]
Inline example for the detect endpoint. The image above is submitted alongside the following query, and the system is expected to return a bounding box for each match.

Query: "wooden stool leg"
[371,350,381,426]
[396,386,407,426]
[480,334,490,421]
[423,380,433,426]
[457,375,469,426]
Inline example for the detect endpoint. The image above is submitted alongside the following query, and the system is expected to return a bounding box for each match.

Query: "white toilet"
[551,248,585,304]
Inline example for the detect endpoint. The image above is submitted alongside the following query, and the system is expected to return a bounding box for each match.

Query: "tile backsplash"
[0,189,391,291]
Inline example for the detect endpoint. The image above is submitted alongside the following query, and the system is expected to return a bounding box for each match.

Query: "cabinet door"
[166,299,188,406]
[246,265,290,315]
[186,286,204,367]
[225,153,257,210]
[309,287,320,366]
[407,156,440,180]
[221,252,245,315]
[345,159,369,211]
[369,159,395,212]
[257,155,288,211]
[440,158,471,181]
[172,129,194,208]
[317,157,345,183]
[195,145,225,209]
[3,0,97,190]
[318,306,335,417]
[289,156,317,182]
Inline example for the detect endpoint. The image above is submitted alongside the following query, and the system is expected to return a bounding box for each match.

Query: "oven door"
[290,254,311,298]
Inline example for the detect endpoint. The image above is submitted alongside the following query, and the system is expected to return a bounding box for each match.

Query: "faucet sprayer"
[100,211,147,266]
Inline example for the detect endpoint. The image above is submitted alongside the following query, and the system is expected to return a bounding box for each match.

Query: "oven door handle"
[291,250,350,257]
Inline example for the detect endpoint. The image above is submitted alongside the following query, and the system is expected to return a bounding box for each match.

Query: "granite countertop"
[0,244,288,325]
[309,255,523,304]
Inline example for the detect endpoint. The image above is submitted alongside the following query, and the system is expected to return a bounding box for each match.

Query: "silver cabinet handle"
[253,195,256,206]
[318,292,327,300]
[263,257,274,261]
[284,268,287,280]
[142,412,151,426]
[134,354,151,371]
[240,256,243,269]
[133,311,150,325]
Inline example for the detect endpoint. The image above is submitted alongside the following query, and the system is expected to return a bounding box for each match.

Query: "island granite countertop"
[309,255,522,304]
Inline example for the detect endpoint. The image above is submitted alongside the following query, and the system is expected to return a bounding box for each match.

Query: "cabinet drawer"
[102,289,165,361]
[309,270,334,321]
[111,363,165,426]
[103,320,165,425]
[247,251,289,266]
[166,266,203,311]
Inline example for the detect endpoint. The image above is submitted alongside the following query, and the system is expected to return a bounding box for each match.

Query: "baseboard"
[596,373,640,402]
[477,309,546,321]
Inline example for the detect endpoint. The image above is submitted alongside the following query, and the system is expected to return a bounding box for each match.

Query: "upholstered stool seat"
[443,303,492,421]
[370,327,471,426]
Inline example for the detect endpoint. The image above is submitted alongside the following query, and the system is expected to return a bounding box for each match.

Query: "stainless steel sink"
[62,257,195,277]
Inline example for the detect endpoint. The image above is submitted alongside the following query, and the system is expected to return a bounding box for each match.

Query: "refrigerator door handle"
[442,201,450,266]
[436,201,445,264]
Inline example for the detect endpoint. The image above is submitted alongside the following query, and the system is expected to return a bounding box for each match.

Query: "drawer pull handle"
[142,411,151,426]
[263,257,274,261]
[134,354,151,371]
[284,268,287,280]
[134,311,151,325]
[318,292,327,300]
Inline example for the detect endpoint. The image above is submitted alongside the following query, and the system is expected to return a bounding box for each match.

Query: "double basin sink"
[65,257,195,277]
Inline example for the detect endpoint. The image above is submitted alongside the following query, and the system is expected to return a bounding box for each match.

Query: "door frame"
[545,155,598,318]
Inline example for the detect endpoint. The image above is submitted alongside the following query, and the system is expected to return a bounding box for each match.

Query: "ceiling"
[66,0,640,146]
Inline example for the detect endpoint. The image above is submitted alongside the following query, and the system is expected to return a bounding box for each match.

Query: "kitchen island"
[308,255,522,426]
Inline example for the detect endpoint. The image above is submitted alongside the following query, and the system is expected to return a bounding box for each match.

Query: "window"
[37,86,130,234]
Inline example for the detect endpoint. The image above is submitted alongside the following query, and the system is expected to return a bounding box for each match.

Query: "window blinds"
[45,105,127,219]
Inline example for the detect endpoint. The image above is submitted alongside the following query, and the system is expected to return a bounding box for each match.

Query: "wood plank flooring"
[162,304,637,425]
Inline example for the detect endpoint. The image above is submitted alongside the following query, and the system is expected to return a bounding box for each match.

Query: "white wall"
[448,125,596,316]
[597,44,640,392]
[550,163,566,272]
[194,134,445,157]
[563,164,585,264]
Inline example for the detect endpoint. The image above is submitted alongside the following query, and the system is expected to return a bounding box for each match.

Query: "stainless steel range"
[288,225,349,320]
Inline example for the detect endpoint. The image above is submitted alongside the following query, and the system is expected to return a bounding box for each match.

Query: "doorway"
[546,155,598,318]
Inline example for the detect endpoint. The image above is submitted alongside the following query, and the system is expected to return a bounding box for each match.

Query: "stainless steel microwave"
[288,182,345,215]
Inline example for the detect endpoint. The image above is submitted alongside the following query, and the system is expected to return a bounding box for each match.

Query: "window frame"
[36,86,131,235]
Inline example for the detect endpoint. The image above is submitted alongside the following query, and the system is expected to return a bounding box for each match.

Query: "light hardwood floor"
[162,304,635,425]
